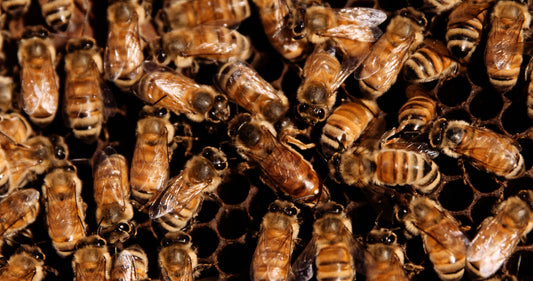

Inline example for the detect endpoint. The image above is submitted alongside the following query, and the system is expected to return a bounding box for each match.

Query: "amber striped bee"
[39,0,74,31]
[526,57,533,119]
[422,0,462,14]
[403,38,458,83]
[0,112,33,147]
[396,84,438,137]
[111,244,149,281]
[0,188,40,245]
[72,235,112,281]
[364,229,409,281]
[0,245,46,281]
[2,0,30,16]
[158,231,199,281]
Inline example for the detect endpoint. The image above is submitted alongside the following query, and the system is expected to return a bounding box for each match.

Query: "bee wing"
[319,7,386,42]
[459,131,521,173]
[182,38,242,57]
[93,151,128,208]
[488,17,525,70]
[19,59,58,116]
[417,219,469,267]
[251,225,295,281]
[290,236,317,281]
[447,1,491,25]
[104,29,143,81]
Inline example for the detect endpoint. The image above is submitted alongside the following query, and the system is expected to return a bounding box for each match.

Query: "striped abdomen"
[41,0,73,31]
[397,94,437,135]
[157,195,201,232]
[403,40,458,83]
[164,0,250,28]
[316,242,355,281]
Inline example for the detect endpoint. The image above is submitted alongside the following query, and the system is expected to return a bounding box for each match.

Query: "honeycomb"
[0,0,533,280]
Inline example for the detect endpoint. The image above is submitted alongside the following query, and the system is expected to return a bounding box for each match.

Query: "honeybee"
[0,245,46,281]
[320,98,380,158]
[466,190,533,279]
[18,25,60,127]
[292,202,358,281]
[149,147,228,232]
[251,200,300,281]
[422,0,462,14]
[0,112,33,147]
[159,25,252,69]
[135,63,230,123]
[104,0,145,90]
[39,0,74,31]
[396,85,437,137]
[428,118,525,179]
[64,36,107,142]
[330,147,441,194]
[526,57,533,119]
[1,0,30,16]
[357,7,426,100]
[93,148,134,244]
[446,0,492,63]
[111,244,149,281]
[252,0,312,61]
[0,77,14,112]
[403,38,458,83]
[72,235,112,281]
[130,108,175,209]
[217,61,289,123]
[158,231,199,281]
[0,188,40,244]
[364,229,409,281]
[401,196,468,281]
[42,163,87,257]
[229,113,328,205]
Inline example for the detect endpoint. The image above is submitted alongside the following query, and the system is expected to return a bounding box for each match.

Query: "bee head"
[208,94,231,123]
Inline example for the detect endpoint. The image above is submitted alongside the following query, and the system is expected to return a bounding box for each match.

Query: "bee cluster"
[1,0,533,280]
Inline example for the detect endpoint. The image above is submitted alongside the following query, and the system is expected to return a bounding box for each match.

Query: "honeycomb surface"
[0,0,532,280]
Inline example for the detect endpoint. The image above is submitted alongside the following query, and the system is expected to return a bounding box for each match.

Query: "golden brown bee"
[104,0,145,90]
[525,57,533,119]
[42,163,87,257]
[72,235,112,281]
[364,229,409,281]
[159,25,252,69]
[149,146,227,232]
[292,202,358,281]
[64,36,107,142]
[0,112,33,147]
[158,231,199,281]
[0,245,46,281]
[251,200,300,281]
[1,0,30,16]
[357,7,426,100]
[130,108,175,209]
[252,0,313,61]
[467,190,533,279]
[485,0,530,92]
[18,26,60,127]
[429,118,525,179]
[135,63,230,123]
[320,98,380,158]
[330,147,441,194]
[422,0,462,14]
[401,196,468,281]
[229,113,328,205]
[0,188,40,244]
[0,76,14,112]
[446,0,492,63]
[217,61,289,124]
[93,148,134,245]
[111,244,149,281]
[39,0,74,32]
[403,38,458,83]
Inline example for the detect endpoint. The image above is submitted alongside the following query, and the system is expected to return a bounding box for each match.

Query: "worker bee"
[158,231,199,281]
[18,25,60,127]
[64,36,107,143]
[484,0,531,93]
[39,0,74,31]
[104,0,145,90]
[2,0,30,16]
[73,235,112,281]
[130,107,175,210]
[229,113,328,205]
[330,147,441,194]
[429,118,525,179]
[42,163,87,257]
[396,84,438,137]
[400,196,468,281]
[403,38,459,83]
[135,62,230,123]
[0,188,40,244]
[364,229,409,281]
[217,61,289,124]
[446,0,492,63]
[149,146,228,232]
[93,148,134,244]
[252,0,312,61]
[357,7,427,100]
[422,0,462,14]
[320,98,380,158]
[526,57,533,119]
[0,76,14,112]
[155,0,251,30]
[251,200,300,281]
[467,190,533,279]
[159,25,252,69]
[0,112,33,147]
[292,202,358,281]
[0,245,46,281]
[111,244,149,281]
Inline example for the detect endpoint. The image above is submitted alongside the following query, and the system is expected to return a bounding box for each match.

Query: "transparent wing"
[290,236,317,281]
[251,225,295,281]
[20,58,58,116]
[487,17,524,70]
[317,7,386,42]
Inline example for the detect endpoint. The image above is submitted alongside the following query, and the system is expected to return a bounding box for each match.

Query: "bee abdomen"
[316,244,355,281]
[446,11,486,61]
[41,0,73,31]
[404,46,457,82]
[433,256,466,281]
[157,199,200,232]
[398,95,437,133]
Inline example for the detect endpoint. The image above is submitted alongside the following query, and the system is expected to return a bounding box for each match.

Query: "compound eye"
[284,207,297,216]
[95,238,106,247]
[55,146,66,159]
[330,204,342,214]
[397,207,409,220]
[314,108,325,120]
[154,107,168,117]
[161,238,172,247]
[117,222,130,232]
[177,233,190,244]
[33,251,44,261]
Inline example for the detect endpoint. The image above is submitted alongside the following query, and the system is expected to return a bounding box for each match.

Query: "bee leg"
[279,124,315,150]
[270,62,290,91]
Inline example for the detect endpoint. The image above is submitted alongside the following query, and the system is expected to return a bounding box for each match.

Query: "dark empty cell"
[254,56,284,84]
[281,68,301,98]
[217,243,251,275]
[464,162,501,193]
[217,174,250,205]
[437,76,471,106]
[217,208,250,239]
[349,204,378,236]
[377,81,407,116]
[516,252,533,280]
[439,181,473,211]
[441,110,471,123]
[505,178,533,198]
[412,267,441,281]
[196,266,219,280]
[469,90,503,120]
[434,154,462,176]
[378,0,410,11]
[190,227,219,258]
[405,236,426,265]
[502,101,531,134]
[518,138,533,172]
[248,184,277,221]
[471,196,498,229]
[196,199,220,223]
